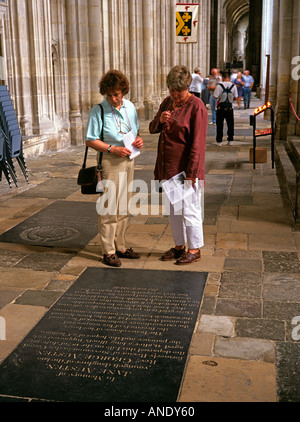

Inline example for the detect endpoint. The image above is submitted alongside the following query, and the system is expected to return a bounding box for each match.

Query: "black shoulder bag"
[77,104,104,194]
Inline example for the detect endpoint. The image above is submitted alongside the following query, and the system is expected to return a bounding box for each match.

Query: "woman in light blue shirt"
[85,70,144,267]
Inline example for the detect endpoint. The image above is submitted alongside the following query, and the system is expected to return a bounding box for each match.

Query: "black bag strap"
[219,84,234,104]
[82,104,104,169]
[219,83,234,94]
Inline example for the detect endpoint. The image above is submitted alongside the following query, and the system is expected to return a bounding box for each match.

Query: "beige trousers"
[97,154,134,255]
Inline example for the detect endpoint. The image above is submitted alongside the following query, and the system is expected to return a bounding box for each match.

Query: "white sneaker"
[216,142,223,147]
[227,141,233,146]
[209,122,215,125]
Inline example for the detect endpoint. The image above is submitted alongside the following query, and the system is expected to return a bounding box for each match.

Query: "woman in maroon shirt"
[149,65,208,265]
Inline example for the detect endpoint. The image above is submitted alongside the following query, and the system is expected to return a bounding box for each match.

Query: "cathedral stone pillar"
[66,0,83,145]
[142,0,154,120]
[0,1,7,19]
[26,0,56,134]
[87,1,102,106]
[5,0,33,135]
[275,0,293,140]
[129,0,138,106]
[287,0,300,137]
[246,0,262,86]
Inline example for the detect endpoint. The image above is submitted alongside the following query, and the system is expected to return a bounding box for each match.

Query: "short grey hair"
[166,65,192,91]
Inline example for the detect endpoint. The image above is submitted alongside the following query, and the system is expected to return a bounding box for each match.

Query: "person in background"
[214,72,238,147]
[149,65,207,265]
[201,76,210,106]
[243,70,254,109]
[208,68,222,125]
[85,70,144,267]
[234,71,245,109]
[230,70,238,83]
[189,67,204,98]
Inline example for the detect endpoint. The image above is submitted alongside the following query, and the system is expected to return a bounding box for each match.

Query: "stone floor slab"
[215,298,261,318]
[178,355,276,402]
[15,178,79,200]
[0,267,57,290]
[276,342,300,402]
[220,271,261,285]
[216,233,248,250]
[213,337,275,362]
[14,290,62,308]
[224,258,262,272]
[263,251,300,273]
[198,315,235,337]
[0,304,47,362]
[0,290,23,310]
[235,318,285,341]
[0,250,29,267]
[249,233,296,252]
[219,281,261,300]
[15,252,75,273]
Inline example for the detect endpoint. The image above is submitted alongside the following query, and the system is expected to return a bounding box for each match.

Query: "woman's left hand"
[132,136,144,149]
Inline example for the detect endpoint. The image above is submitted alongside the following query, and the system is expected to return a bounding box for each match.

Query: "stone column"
[142,0,154,120]
[50,0,70,125]
[210,0,218,70]
[275,0,293,140]
[4,0,33,135]
[287,0,300,137]
[260,0,271,100]
[65,0,83,145]
[246,0,262,86]
[26,0,56,134]
[170,0,176,67]
[217,0,226,70]
[128,0,139,108]
[201,0,211,76]
[160,0,168,100]
[268,0,279,106]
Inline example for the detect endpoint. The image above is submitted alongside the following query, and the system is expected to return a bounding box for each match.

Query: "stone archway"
[224,0,249,69]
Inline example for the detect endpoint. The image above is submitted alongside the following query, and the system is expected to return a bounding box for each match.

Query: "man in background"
[243,70,254,109]
[214,72,238,147]
[189,67,203,98]
[208,68,222,125]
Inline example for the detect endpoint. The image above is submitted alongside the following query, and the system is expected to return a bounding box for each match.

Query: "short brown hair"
[99,70,130,95]
[166,65,192,91]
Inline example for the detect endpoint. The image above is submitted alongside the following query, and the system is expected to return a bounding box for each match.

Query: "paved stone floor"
[0,96,299,402]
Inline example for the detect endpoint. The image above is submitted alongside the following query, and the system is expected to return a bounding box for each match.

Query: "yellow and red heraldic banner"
[176,3,199,43]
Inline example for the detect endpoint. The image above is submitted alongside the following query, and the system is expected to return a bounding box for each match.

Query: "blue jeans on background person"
[244,87,252,109]
[209,94,217,123]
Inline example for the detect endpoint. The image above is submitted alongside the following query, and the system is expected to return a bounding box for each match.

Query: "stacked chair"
[0,85,29,188]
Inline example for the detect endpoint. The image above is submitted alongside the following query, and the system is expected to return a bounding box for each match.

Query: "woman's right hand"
[113,146,132,158]
[160,111,172,124]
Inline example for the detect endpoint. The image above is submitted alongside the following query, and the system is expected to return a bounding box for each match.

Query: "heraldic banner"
[176,3,199,43]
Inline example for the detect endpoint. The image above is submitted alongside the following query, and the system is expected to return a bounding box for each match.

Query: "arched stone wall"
[1,0,211,150]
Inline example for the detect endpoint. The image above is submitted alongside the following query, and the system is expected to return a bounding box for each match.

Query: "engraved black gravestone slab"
[0,268,207,402]
[0,201,98,249]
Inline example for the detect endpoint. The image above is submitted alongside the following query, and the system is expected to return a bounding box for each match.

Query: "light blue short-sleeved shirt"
[243,75,254,87]
[85,98,140,147]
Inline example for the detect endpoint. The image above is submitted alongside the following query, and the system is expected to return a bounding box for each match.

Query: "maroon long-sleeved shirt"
[149,94,208,182]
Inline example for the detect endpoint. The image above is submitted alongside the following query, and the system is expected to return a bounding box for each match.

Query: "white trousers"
[168,182,204,250]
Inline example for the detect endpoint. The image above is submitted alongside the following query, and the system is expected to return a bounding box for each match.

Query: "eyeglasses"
[119,120,131,134]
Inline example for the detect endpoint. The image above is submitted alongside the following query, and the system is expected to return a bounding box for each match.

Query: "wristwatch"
[107,145,112,153]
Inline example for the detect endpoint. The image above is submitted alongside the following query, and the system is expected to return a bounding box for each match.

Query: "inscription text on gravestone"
[0,268,207,402]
